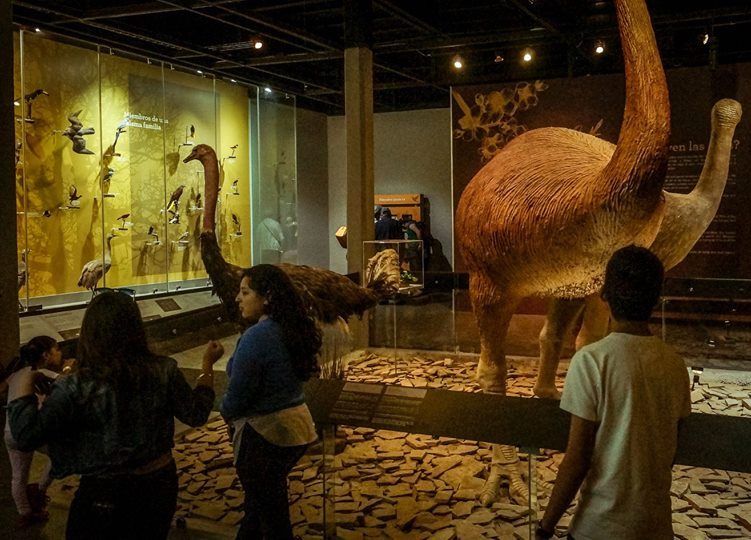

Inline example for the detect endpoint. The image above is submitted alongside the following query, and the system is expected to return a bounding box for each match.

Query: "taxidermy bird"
[231,213,241,235]
[167,184,186,212]
[231,178,239,194]
[62,110,96,155]
[23,89,48,122]
[183,144,390,330]
[104,118,129,158]
[116,213,130,229]
[78,233,117,291]
[189,125,195,138]
[228,144,238,159]
[103,168,115,184]
[69,185,82,203]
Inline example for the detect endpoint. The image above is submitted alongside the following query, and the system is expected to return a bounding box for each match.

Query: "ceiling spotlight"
[196,69,203,74]
[452,55,464,70]
[264,86,272,93]
[595,41,605,54]
[230,78,237,83]
[494,52,505,63]
[13,100,20,107]
[522,49,534,63]
[34,27,41,33]
[252,39,264,50]
[702,32,710,45]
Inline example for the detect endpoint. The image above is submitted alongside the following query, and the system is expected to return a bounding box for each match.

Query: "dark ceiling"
[12,0,751,114]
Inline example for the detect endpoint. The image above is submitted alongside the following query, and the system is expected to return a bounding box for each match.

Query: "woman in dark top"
[8,291,223,539]
[221,264,322,540]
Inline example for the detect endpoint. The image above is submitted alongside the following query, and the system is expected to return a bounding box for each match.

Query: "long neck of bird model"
[104,236,113,259]
[691,100,741,205]
[201,148,220,232]
[598,0,670,204]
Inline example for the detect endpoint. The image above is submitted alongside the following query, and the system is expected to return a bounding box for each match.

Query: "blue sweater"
[220,318,305,420]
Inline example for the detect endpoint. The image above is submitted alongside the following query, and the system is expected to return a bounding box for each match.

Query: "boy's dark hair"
[601,245,664,321]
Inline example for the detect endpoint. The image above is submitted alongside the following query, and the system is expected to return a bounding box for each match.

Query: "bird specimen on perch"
[228,144,238,159]
[167,185,186,212]
[62,110,96,155]
[69,185,82,203]
[231,179,239,194]
[231,213,242,235]
[22,89,48,122]
[78,233,117,291]
[183,144,389,330]
[104,118,128,159]
[116,213,131,229]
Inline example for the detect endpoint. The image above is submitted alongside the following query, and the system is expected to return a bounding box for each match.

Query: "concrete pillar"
[344,46,374,274]
[0,0,19,367]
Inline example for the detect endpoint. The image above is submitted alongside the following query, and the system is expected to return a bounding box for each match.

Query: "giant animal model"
[456,0,670,506]
[456,0,671,399]
[183,144,384,330]
[77,233,117,290]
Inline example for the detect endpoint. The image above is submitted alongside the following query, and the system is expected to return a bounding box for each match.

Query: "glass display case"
[13,30,293,312]
[362,239,425,296]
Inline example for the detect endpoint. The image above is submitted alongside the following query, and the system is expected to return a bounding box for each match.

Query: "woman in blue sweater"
[221,264,322,540]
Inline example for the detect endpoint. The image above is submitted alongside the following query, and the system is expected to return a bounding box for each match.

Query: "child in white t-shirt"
[537,246,691,540]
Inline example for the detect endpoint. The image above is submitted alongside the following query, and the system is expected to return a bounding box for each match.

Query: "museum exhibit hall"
[1,0,751,538]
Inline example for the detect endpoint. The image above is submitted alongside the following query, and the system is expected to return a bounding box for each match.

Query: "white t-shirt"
[560,332,691,540]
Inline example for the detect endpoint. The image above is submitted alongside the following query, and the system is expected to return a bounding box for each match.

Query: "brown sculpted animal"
[456,0,670,399]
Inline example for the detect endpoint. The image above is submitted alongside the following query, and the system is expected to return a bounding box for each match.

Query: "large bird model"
[77,233,117,290]
[183,144,383,330]
[456,0,669,506]
[456,0,671,399]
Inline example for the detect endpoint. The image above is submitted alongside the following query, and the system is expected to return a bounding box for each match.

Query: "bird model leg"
[575,294,610,350]
[480,444,530,506]
[470,273,520,394]
[535,297,586,399]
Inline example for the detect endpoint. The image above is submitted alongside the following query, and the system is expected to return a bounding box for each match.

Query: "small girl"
[2,336,63,526]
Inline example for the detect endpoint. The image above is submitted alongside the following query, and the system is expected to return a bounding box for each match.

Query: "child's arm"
[537,414,598,538]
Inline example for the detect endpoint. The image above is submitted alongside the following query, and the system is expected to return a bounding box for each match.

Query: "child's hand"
[203,340,224,367]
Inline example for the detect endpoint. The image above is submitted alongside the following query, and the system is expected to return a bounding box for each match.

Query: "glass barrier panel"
[99,49,168,295]
[254,91,297,265]
[162,67,217,292]
[19,31,102,308]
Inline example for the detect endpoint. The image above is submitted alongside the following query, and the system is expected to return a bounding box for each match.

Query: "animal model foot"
[533,383,561,400]
[476,361,507,394]
[509,475,530,505]
[479,469,502,506]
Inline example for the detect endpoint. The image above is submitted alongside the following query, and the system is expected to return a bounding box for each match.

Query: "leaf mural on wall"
[452,80,549,162]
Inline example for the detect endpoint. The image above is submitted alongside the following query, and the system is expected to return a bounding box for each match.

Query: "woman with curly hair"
[221,264,322,540]
[8,291,223,539]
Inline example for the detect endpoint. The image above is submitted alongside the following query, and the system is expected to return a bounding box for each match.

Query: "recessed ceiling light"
[230,79,237,83]
[452,55,464,70]
[702,32,710,45]
[264,86,272,93]
[34,27,41,33]
[253,39,264,50]
[595,41,605,54]
[196,69,203,74]
[522,49,534,63]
